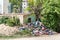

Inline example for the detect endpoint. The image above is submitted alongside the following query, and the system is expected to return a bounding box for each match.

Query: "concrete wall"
[22,0,29,13]
[0,0,3,13]
[17,15,24,24]
[24,14,36,23]
[3,0,9,14]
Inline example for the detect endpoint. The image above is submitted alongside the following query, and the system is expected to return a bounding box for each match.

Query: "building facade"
[0,0,29,14]
[0,0,31,24]
[0,0,9,14]
[22,0,29,13]
[0,0,3,13]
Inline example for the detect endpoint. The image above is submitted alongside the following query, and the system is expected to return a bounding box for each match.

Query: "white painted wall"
[22,0,29,13]
[0,0,29,14]
[0,0,9,14]
[3,0,9,14]
[18,15,24,24]
[0,0,3,13]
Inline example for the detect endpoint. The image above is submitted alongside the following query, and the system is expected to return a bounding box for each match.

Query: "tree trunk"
[35,13,40,21]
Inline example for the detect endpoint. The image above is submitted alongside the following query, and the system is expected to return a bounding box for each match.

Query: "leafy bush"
[6,17,20,26]
[6,18,15,26]
[0,16,9,24]
[41,0,60,33]
[0,16,20,26]
[41,12,60,33]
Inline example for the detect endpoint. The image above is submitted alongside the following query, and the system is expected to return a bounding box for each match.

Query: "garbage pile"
[19,21,57,36]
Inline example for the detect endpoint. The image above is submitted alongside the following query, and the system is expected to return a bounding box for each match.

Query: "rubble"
[0,24,19,36]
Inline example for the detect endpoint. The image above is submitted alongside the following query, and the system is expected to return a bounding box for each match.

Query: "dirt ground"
[0,34,60,40]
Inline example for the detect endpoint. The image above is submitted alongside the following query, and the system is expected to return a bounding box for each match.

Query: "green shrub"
[6,17,20,26]
[20,29,31,35]
[0,16,9,24]
[13,17,20,26]
[0,18,3,24]
[41,12,60,33]
[0,16,20,26]
[6,18,15,26]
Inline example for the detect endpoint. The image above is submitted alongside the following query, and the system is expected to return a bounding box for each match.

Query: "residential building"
[0,0,29,14]
[0,0,35,24]
[0,0,9,14]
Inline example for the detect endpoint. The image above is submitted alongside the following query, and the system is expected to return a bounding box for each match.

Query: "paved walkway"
[0,34,60,40]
